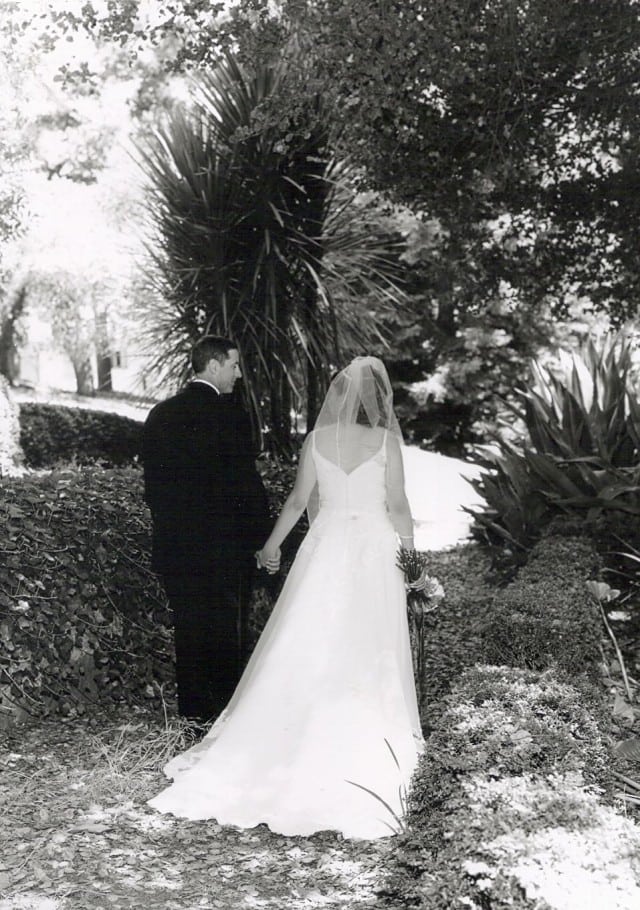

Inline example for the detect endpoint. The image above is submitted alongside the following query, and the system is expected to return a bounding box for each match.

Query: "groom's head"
[192,335,241,394]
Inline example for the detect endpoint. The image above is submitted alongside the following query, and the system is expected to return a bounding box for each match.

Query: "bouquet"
[396,548,445,615]
[396,548,444,708]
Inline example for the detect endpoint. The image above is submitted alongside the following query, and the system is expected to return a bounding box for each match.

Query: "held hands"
[408,568,429,593]
[256,544,281,575]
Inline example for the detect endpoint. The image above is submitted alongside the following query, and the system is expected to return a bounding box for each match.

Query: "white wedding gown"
[148,429,424,839]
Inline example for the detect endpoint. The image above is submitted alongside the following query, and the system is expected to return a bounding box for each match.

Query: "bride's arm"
[257,435,317,568]
[385,435,415,549]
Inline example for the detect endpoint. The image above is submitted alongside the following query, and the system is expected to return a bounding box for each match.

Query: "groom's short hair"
[191,335,236,373]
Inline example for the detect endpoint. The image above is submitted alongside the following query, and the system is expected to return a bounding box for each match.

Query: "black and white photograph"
[1,1,640,907]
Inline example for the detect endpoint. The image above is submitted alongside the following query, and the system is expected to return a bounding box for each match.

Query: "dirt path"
[0,712,394,910]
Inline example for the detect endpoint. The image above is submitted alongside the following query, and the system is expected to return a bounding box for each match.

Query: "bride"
[148,356,424,839]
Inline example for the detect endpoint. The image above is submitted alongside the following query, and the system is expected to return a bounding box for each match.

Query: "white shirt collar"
[192,378,220,395]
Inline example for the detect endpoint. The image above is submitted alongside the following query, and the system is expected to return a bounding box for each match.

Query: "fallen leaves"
[0,709,392,910]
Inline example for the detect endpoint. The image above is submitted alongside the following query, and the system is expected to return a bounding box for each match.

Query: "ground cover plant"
[382,532,640,909]
[382,666,640,910]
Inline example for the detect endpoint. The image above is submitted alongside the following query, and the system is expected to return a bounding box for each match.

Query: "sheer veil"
[307,356,403,522]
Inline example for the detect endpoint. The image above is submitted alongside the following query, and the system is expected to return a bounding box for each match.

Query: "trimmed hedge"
[379,533,640,908]
[0,457,298,726]
[18,402,143,468]
[406,545,495,726]
[382,666,637,910]
[482,533,602,678]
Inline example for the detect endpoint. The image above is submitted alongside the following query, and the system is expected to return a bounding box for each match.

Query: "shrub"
[410,545,496,724]
[482,535,602,678]
[0,467,171,725]
[470,332,640,551]
[382,666,638,910]
[18,403,142,468]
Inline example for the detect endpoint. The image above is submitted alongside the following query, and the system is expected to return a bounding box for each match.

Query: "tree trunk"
[97,354,112,392]
[0,376,24,475]
[0,284,27,385]
[73,357,95,396]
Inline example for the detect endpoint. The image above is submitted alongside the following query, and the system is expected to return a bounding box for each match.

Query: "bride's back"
[313,424,387,475]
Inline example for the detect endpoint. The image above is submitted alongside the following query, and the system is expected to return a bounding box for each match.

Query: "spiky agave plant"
[136,52,403,453]
[469,330,640,550]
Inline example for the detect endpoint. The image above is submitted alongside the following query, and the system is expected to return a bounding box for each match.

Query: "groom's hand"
[256,546,281,574]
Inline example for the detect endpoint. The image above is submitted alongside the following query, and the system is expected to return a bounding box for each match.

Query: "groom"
[142,335,274,725]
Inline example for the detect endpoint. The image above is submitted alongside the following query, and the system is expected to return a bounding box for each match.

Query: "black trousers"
[163,561,254,724]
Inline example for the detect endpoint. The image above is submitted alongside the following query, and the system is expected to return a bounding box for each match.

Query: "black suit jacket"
[142,382,271,577]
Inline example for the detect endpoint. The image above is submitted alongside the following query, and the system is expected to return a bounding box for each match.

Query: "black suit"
[142,381,271,723]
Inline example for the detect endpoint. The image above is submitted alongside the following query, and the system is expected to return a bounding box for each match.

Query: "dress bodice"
[312,432,388,519]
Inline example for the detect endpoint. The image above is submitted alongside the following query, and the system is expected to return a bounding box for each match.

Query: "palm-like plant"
[136,53,402,453]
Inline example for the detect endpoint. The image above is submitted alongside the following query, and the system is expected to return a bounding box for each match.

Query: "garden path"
[0,714,395,910]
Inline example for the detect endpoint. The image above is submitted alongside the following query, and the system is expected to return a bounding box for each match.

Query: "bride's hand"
[256,544,281,574]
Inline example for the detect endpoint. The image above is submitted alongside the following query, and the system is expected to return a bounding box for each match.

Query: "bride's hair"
[313,356,402,439]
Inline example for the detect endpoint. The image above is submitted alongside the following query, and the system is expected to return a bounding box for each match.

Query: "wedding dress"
[148,363,424,840]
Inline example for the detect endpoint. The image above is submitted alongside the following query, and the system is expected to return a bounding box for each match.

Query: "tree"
[137,53,402,452]
[0,281,27,384]
[42,1,640,449]
[0,374,23,475]
[232,1,640,320]
[25,270,114,396]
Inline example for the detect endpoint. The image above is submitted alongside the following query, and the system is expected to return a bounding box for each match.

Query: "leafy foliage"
[137,53,401,452]
[525,334,640,468]
[23,270,115,396]
[0,468,170,725]
[0,453,300,725]
[18,403,142,468]
[482,534,602,678]
[383,665,623,910]
[470,332,640,550]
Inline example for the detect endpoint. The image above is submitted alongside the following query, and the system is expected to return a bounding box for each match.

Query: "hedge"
[481,533,602,679]
[381,666,638,910]
[0,467,170,726]
[378,533,640,909]
[18,402,143,468]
